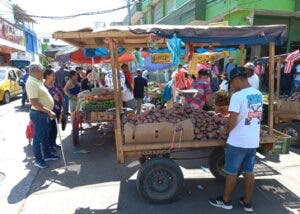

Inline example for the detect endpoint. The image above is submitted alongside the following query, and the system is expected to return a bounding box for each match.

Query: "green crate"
[258,126,291,155]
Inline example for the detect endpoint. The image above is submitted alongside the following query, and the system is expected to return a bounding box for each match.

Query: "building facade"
[0,1,40,66]
[125,0,300,56]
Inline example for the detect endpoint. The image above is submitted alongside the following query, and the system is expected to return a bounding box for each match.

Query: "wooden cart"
[256,53,300,146]
[53,24,287,203]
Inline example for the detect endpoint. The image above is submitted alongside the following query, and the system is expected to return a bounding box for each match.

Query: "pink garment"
[284,50,300,73]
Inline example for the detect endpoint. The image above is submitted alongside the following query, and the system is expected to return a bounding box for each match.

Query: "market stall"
[255,50,300,146]
[53,24,288,203]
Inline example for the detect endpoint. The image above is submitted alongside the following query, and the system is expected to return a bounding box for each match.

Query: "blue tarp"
[130,25,287,46]
[83,48,125,58]
[16,24,38,54]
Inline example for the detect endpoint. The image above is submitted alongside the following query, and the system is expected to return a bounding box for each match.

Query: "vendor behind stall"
[185,69,212,109]
[244,62,259,90]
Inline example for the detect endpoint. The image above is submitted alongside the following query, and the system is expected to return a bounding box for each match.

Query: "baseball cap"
[228,67,247,83]
[244,62,255,70]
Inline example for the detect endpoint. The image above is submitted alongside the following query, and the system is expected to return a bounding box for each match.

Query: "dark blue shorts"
[224,144,256,175]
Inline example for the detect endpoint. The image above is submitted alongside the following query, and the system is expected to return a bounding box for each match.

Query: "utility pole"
[127,0,131,25]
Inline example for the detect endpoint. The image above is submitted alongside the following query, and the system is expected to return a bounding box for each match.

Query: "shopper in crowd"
[121,64,134,90]
[208,61,220,92]
[64,70,81,145]
[225,56,238,78]
[164,69,171,83]
[19,66,29,107]
[26,64,59,169]
[81,68,92,91]
[142,69,149,81]
[209,67,262,213]
[75,66,84,83]
[244,62,259,90]
[291,63,300,93]
[219,72,229,92]
[185,69,212,109]
[122,80,136,110]
[55,64,69,114]
[134,69,148,114]
[44,68,64,152]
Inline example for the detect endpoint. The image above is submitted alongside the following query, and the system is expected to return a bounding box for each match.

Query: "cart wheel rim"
[283,127,298,142]
[216,154,226,177]
[4,92,9,103]
[146,168,175,193]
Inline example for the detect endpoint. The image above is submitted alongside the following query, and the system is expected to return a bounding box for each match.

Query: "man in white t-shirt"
[245,62,259,89]
[209,67,262,213]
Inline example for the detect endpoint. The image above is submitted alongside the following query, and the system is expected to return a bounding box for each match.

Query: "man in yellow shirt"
[26,64,59,169]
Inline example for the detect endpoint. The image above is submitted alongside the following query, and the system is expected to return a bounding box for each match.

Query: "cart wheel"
[281,123,300,147]
[208,147,227,181]
[209,147,242,181]
[137,157,184,204]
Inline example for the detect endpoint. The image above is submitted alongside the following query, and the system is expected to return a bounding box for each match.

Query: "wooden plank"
[268,42,275,135]
[108,38,124,163]
[122,135,274,153]
[240,44,245,66]
[122,140,225,152]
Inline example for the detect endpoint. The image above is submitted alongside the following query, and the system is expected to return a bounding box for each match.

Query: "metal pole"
[127,0,131,26]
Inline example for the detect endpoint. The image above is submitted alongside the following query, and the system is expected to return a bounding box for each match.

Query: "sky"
[12,0,128,38]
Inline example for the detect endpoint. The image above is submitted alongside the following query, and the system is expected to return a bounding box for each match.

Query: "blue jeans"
[29,110,52,164]
[21,87,27,105]
[64,94,69,113]
[49,119,57,149]
[224,144,256,175]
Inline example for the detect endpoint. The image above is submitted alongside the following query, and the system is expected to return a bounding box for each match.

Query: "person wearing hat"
[185,69,212,109]
[244,62,259,89]
[134,68,148,114]
[225,56,238,78]
[209,67,262,212]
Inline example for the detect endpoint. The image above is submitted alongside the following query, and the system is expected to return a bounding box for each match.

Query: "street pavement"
[0,96,300,214]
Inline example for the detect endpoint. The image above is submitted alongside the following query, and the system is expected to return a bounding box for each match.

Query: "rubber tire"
[3,91,10,104]
[208,147,227,181]
[280,123,300,147]
[136,157,184,204]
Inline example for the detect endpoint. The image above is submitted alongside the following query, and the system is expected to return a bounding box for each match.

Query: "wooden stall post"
[268,42,275,135]
[240,44,245,66]
[276,58,281,101]
[275,58,281,124]
[108,38,125,163]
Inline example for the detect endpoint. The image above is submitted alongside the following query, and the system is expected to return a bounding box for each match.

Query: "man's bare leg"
[243,173,254,203]
[223,174,237,202]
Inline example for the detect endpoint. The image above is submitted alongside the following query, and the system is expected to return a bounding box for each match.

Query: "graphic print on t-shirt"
[245,94,262,125]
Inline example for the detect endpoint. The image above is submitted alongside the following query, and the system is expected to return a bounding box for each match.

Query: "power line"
[0,0,131,20]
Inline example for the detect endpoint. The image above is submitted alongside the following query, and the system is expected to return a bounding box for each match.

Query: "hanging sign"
[194,51,229,63]
[151,53,171,64]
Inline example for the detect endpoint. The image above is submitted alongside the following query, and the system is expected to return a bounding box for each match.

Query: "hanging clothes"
[284,50,300,73]
[167,34,184,66]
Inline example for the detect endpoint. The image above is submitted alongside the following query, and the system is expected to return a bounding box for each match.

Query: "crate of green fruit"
[259,126,291,155]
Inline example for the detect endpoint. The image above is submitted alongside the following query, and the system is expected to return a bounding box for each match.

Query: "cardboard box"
[124,119,194,144]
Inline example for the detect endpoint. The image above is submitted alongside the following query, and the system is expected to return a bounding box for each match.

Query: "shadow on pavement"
[7,125,300,213]
[14,104,30,113]
[73,178,300,214]
[7,144,38,204]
